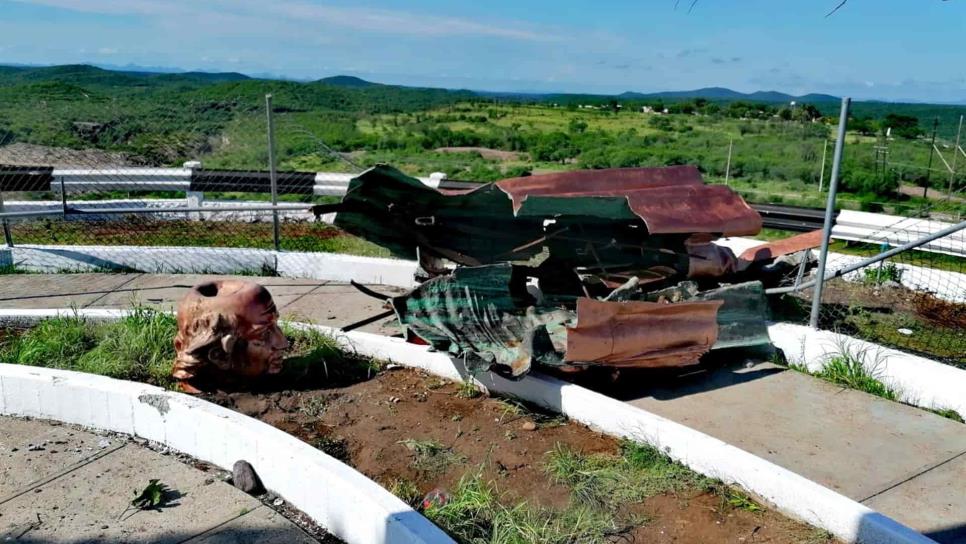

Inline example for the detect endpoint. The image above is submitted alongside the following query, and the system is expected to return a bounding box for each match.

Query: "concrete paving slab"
[187,506,318,544]
[0,440,261,543]
[0,418,119,495]
[863,453,966,544]
[87,274,323,311]
[620,362,966,501]
[279,284,406,336]
[0,273,140,309]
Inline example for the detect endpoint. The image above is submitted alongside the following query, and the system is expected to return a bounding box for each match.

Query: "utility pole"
[949,114,963,198]
[924,117,938,199]
[818,139,828,192]
[724,138,733,185]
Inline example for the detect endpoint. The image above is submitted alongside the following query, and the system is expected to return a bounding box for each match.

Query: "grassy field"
[2,64,964,216]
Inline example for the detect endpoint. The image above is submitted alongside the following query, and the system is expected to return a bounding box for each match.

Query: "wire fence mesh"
[1,94,964,368]
[772,216,966,368]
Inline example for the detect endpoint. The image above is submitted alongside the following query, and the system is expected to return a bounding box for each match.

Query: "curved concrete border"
[0,309,938,544]
[768,322,966,417]
[0,362,452,544]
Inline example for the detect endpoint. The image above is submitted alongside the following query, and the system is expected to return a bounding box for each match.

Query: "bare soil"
[435,146,525,161]
[0,142,138,168]
[206,367,829,543]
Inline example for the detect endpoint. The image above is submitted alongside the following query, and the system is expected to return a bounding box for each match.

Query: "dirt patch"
[0,142,139,168]
[206,367,829,543]
[435,147,524,161]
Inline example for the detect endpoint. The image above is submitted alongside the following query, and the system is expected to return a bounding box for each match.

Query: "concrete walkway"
[0,273,404,336]
[1,273,964,542]
[0,416,323,543]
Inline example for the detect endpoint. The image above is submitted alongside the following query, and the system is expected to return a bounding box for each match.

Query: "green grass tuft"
[813,354,899,401]
[545,440,700,509]
[0,308,177,387]
[424,470,622,544]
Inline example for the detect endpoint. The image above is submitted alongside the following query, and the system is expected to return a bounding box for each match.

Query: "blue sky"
[1,0,964,102]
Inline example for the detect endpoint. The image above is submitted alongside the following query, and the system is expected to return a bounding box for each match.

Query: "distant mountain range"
[3,63,964,106]
[314,75,841,103]
[618,87,840,104]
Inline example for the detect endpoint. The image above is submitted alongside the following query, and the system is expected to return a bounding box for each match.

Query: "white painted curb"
[2,245,419,289]
[768,322,966,417]
[0,365,452,544]
[0,309,939,544]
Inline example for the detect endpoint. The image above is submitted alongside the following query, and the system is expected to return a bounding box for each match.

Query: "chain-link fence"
[0,94,399,277]
[771,212,966,368]
[1,94,964,368]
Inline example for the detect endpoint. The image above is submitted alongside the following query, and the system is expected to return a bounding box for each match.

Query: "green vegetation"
[0,308,176,386]
[545,440,702,508]
[861,262,904,286]
[0,308,372,389]
[8,218,390,258]
[2,64,964,217]
[423,469,624,544]
[399,438,465,476]
[787,349,963,423]
[423,438,772,544]
[811,354,899,401]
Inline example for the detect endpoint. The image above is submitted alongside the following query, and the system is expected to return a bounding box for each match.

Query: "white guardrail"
[3,164,964,259]
[41,166,445,196]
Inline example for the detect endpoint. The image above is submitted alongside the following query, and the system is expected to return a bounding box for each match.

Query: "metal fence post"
[809,97,851,329]
[265,94,281,252]
[0,189,13,247]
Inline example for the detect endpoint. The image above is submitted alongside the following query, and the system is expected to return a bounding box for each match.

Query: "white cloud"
[97,47,117,55]
[9,0,559,41]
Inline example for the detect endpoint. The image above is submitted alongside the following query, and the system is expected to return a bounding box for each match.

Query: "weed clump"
[424,470,622,544]
[0,309,176,387]
[545,440,700,508]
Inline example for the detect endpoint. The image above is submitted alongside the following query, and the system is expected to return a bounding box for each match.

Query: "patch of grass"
[721,487,763,512]
[0,314,98,368]
[925,407,964,423]
[312,435,350,462]
[74,306,177,386]
[813,354,899,401]
[456,379,482,399]
[0,307,175,387]
[298,395,327,418]
[399,438,465,476]
[545,440,700,510]
[387,478,422,507]
[424,470,624,544]
[860,262,903,286]
[281,325,382,385]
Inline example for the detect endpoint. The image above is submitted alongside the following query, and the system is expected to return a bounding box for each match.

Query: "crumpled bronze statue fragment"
[172,279,289,393]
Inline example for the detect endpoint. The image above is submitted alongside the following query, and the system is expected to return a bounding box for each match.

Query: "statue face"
[173,280,289,391]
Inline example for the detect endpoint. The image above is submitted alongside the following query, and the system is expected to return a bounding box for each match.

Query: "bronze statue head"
[172,279,289,393]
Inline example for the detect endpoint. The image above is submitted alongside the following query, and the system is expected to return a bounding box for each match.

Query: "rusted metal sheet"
[496,165,762,236]
[739,229,824,262]
[564,298,722,367]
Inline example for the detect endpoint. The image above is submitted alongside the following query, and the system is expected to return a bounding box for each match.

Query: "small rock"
[273,498,284,507]
[27,444,44,451]
[897,328,914,336]
[98,438,111,448]
[882,280,902,289]
[232,460,264,495]
[520,421,537,432]
[101,525,109,530]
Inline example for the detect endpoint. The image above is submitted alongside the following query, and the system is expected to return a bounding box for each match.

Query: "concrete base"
[0,417,317,543]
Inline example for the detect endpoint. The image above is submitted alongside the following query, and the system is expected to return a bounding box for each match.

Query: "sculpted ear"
[221,334,237,356]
